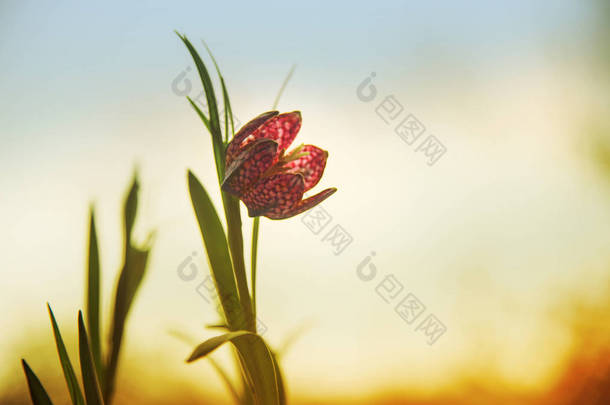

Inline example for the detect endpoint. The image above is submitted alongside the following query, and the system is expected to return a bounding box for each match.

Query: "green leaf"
[78,312,104,405]
[22,359,54,405]
[176,32,224,183]
[123,175,138,247]
[187,331,251,361]
[187,96,211,134]
[105,175,151,403]
[201,40,235,143]
[167,327,242,404]
[188,171,244,329]
[187,332,280,405]
[47,304,85,405]
[86,208,103,383]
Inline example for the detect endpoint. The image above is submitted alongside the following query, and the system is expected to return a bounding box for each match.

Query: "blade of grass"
[188,171,244,329]
[187,332,280,405]
[47,304,85,405]
[201,40,235,143]
[78,312,104,405]
[187,331,251,360]
[86,208,103,383]
[22,359,54,405]
[105,176,151,403]
[187,96,211,134]
[176,32,224,183]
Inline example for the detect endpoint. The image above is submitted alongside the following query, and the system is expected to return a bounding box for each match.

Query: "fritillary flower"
[222,111,336,219]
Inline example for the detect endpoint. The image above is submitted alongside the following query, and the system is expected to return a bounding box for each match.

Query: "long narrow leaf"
[188,171,244,329]
[187,96,212,134]
[78,312,104,405]
[201,40,234,143]
[167,328,242,405]
[176,32,224,182]
[187,331,251,361]
[86,208,103,382]
[22,359,54,405]
[47,304,85,405]
[105,176,151,403]
[187,332,280,405]
[123,175,138,248]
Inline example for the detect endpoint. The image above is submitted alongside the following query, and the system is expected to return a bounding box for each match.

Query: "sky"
[1,0,609,402]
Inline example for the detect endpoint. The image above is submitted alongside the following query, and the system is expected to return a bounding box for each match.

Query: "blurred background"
[2,0,610,403]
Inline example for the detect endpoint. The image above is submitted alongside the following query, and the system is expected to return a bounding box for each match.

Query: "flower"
[221,111,336,219]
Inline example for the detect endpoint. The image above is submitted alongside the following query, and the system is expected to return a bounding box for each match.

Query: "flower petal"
[242,173,305,218]
[249,111,302,152]
[222,138,278,197]
[284,145,328,191]
[226,111,279,166]
[266,187,337,220]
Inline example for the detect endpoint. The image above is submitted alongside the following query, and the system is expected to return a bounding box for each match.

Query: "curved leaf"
[187,331,251,361]
[176,32,224,182]
[187,96,211,134]
[187,332,279,405]
[105,175,151,402]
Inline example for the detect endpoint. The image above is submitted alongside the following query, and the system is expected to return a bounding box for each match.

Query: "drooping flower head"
[221,111,336,219]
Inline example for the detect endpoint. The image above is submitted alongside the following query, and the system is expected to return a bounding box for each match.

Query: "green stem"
[251,217,260,319]
[222,193,255,331]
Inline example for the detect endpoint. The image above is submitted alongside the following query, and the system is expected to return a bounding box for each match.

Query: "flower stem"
[222,193,255,331]
[251,216,260,319]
